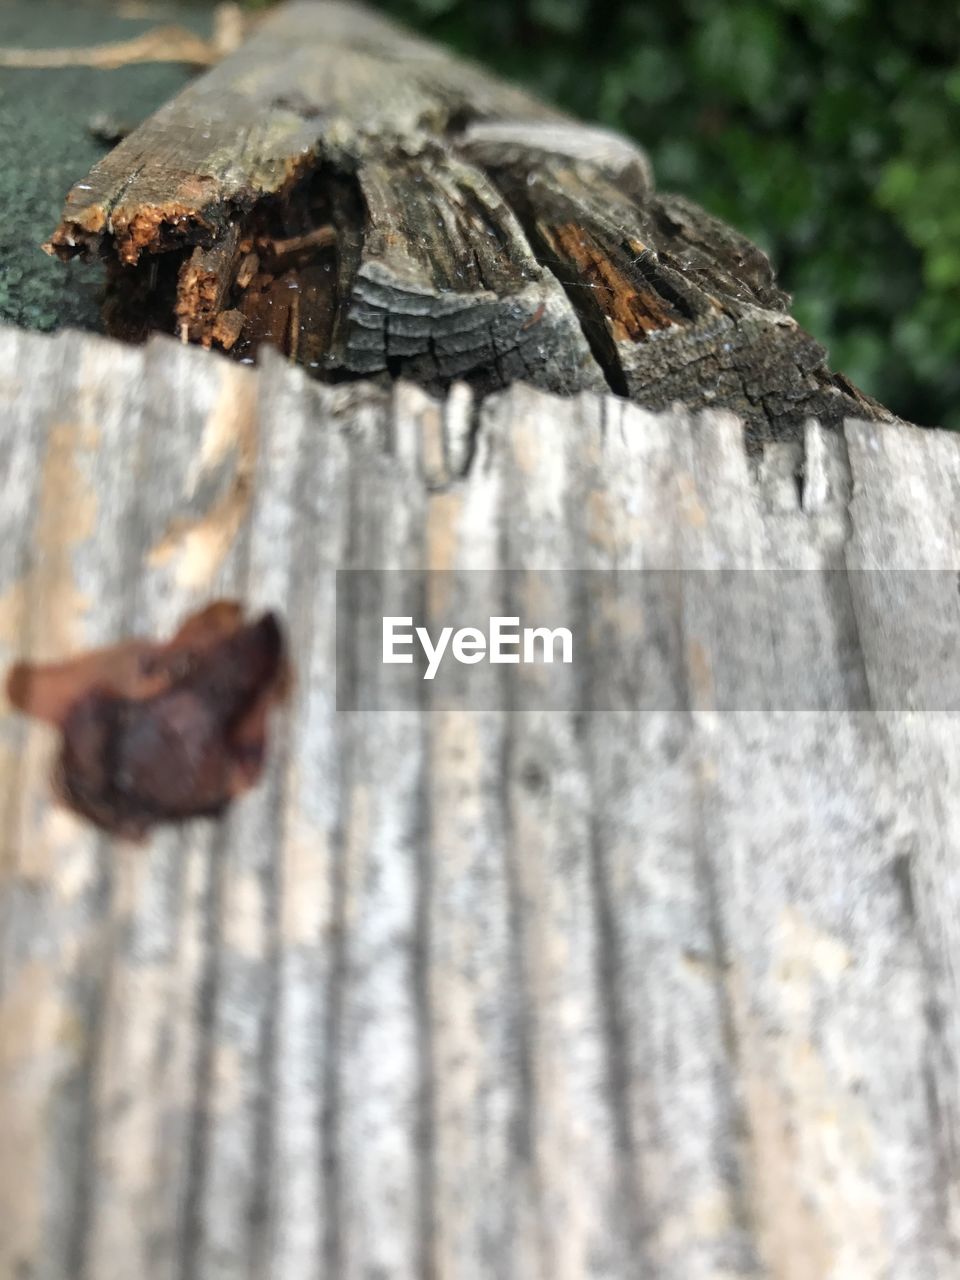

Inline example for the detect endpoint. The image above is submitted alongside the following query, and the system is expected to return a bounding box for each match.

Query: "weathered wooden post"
[44,1,891,444]
[2,5,958,1279]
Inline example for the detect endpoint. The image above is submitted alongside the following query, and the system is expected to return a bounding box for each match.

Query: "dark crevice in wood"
[448,391,484,481]
[94,162,360,377]
[440,101,484,139]
[493,580,537,1255]
[242,647,283,1276]
[586,809,652,1265]
[499,758,539,1257]
[320,784,347,1280]
[103,248,189,344]
[628,248,698,325]
[483,208,630,399]
[684,739,766,1272]
[324,168,369,375]
[63,845,113,1280]
[792,457,806,510]
[318,449,363,1279]
[179,826,230,1280]
[228,166,345,372]
[413,717,437,1280]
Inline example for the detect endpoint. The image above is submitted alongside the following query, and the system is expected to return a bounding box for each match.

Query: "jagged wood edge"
[46,0,900,438]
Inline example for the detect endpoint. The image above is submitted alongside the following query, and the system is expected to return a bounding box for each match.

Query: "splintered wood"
[46,1,897,439]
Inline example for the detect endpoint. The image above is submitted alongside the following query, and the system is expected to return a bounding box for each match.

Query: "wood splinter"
[6,601,290,841]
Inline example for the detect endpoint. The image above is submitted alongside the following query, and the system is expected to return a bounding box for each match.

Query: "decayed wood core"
[45,0,899,443]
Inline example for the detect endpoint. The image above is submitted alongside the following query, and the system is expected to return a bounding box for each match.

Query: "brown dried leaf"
[6,601,289,841]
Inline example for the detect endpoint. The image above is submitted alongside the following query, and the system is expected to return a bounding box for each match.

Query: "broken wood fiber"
[47,0,898,442]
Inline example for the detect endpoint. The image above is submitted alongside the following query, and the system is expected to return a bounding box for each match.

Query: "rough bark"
[46,0,895,442]
[0,323,958,1279]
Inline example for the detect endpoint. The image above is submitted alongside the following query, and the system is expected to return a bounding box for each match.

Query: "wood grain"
[0,324,957,1278]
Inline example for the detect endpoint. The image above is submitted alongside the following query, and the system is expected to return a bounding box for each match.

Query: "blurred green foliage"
[369,0,959,426]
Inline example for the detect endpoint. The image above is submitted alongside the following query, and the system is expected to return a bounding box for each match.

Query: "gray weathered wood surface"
[0,324,958,1280]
